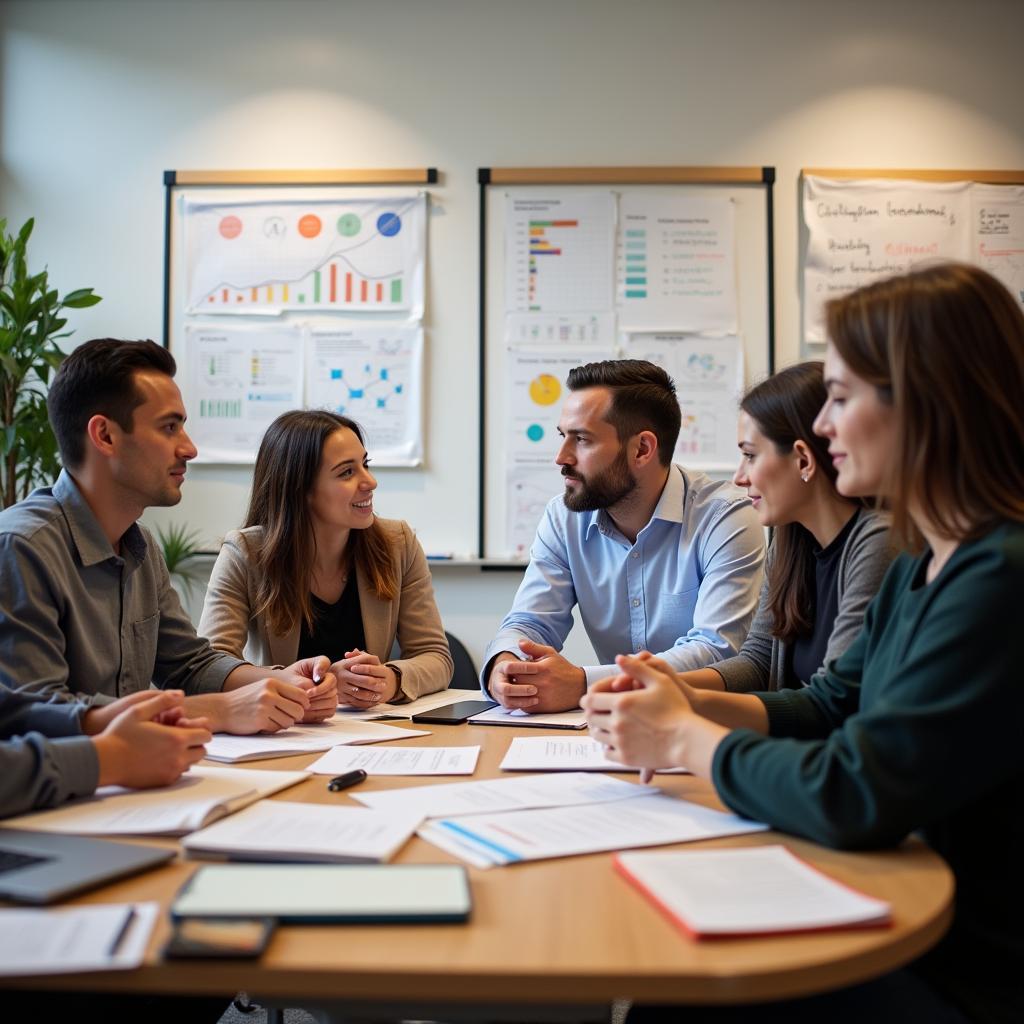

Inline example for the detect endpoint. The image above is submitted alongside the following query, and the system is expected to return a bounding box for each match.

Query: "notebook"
[182,801,422,863]
[0,829,174,904]
[615,845,892,938]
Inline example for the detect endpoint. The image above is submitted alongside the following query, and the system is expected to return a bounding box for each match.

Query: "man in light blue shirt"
[483,359,765,713]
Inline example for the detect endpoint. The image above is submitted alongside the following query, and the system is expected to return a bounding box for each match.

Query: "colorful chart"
[184,195,425,317]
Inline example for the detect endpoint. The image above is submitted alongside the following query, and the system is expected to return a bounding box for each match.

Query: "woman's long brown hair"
[826,263,1024,550]
[741,361,857,643]
[243,410,398,637]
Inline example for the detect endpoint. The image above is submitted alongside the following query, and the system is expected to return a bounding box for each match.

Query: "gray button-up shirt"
[0,471,244,706]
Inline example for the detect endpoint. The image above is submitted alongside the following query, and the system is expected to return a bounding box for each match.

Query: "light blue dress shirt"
[482,465,765,691]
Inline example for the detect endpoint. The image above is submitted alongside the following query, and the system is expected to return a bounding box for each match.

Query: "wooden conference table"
[2,721,954,1019]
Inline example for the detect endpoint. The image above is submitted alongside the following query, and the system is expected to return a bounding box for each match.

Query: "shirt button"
[632,598,641,608]
[632,552,639,559]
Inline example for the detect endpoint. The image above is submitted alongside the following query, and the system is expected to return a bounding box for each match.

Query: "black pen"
[108,906,136,956]
[327,769,368,792]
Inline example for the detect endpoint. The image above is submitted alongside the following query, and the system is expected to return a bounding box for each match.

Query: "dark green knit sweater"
[713,522,1024,1023]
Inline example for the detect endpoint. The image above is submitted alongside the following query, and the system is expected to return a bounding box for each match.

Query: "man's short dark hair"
[566,359,681,467]
[47,339,177,469]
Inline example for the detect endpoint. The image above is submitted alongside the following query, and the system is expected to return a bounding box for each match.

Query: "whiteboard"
[481,176,775,560]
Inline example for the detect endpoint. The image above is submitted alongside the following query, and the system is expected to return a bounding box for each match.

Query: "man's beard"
[562,447,637,512]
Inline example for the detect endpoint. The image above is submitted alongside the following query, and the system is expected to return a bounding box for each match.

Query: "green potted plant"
[157,522,206,602]
[0,217,100,508]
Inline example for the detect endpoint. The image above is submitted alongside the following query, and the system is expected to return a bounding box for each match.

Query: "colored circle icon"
[529,374,561,406]
[218,215,243,240]
[377,212,402,237]
[337,213,362,237]
[263,216,286,239]
[526,423,544,442]
[298,214,322,238]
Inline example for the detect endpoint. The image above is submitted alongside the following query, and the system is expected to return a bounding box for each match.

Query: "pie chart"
[529,373,561,406]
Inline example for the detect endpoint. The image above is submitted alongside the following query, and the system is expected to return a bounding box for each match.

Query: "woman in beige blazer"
[200,411,453,707]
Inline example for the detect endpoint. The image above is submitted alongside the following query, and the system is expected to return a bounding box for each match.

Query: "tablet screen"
[172,863,471,923]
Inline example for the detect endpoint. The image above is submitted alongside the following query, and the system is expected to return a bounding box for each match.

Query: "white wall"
[4,0,1023,668]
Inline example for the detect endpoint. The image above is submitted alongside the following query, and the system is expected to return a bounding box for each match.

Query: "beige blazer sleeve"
[363,521,453,702]
[198,529,299,669]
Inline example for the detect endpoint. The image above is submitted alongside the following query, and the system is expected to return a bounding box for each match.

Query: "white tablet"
[172,863,471,923]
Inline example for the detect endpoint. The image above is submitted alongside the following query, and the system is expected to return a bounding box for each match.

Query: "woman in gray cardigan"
[684,362,893,693]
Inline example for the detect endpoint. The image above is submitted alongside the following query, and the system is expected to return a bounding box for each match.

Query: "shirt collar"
[53,470,147,567]
[582,464,685,541]
[650,464,685,525]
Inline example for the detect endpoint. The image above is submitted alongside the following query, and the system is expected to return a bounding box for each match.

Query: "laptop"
[0,828,175,904]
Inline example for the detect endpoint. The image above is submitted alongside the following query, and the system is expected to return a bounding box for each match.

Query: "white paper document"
[306,325,424,466]
[182,801,421,864]
[973,184,1024,313]
[419,793,767,867]
[615,845,891,936]
[204,719,428,763]
[616,194,737,332]
[336,689,469,720]
[183,323,306,464]
[0,902,158,975]
[802,176,971,342]
[183,192,425,319]
[308,745,481,776]
[505,192,615,313]
[500,736,687,774]
[622,332,744,471]
[468,705,587,730]
[352,771,655,820]
[2,766,307,836]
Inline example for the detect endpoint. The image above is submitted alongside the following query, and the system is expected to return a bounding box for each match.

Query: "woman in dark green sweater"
[585,263,1024,1024]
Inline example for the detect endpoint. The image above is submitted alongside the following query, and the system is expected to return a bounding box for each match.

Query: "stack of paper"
[204,719,428,763]
[468,706,587,729]
[308,745,481,776]
[500,736,688,773]
[0,902,158,975]
[336,690,469,721]
[352,771,656,819]
[615,845,892,937]
[2,766,307,836]
[183,801,422,863]
[419,793,767,868]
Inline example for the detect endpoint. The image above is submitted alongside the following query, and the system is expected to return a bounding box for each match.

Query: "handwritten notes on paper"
[803,176,971,342]
[803,175,1024,342]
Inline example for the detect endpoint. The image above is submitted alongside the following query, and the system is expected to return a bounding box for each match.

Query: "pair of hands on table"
[333,649,401,709]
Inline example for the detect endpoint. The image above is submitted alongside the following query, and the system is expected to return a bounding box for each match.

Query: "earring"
[801,473,809,483]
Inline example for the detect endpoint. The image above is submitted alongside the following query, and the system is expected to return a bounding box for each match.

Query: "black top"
[297,574,366,663]
[788,509,860,686]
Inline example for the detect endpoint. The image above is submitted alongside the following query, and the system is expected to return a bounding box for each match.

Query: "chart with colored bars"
[185,324,305,464]
[307,326,423,466]
[505,194,615,314]
[616,194,737,332]
[184,195,425,317]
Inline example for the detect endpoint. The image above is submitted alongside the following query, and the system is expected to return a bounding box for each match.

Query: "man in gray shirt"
[0,338,338,733]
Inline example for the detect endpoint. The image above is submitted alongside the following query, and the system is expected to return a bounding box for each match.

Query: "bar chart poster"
[616,194,737,333]
[504,193,615,314]
[183,324,305,464]
[183,194,425,318]
[306,326,423,466]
